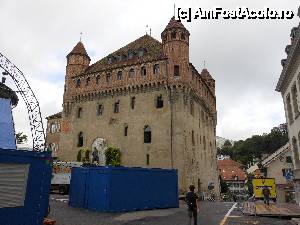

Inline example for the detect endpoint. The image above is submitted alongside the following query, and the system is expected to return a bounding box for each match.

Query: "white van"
[51,161,82,194]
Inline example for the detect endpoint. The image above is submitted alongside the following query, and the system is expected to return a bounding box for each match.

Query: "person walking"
[262,186,271,205]
[185,185,199,225]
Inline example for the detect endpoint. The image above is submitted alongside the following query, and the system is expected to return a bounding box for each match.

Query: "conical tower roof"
[164,16,186,30]
[67,41,90,60]
[200,69,214,80]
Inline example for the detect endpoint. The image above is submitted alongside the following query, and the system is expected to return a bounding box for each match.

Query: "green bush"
[76,148,90,162]
[105,146,121,166]
[76,150,82,162]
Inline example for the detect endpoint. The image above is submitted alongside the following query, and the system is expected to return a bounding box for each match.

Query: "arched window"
[181,33,185,40]
[96,75,101,84]
[76,79,81,88]
[129,68,135,78]
[138,48,145,57]
[286,94,294,124]
[117,71,123,80]
[78,132,83,147]
[144,125,152,143]
[156,95,163,108]
[292,137,300,168]
[85,77,90,86]
[153,64,159,75]
[174,65,180,77]
[77,107,82,118]
[292,84,300,116]
[190,99,194,116]
[106,73,111,83]
[141,66,146,76]
[171,31,176,39]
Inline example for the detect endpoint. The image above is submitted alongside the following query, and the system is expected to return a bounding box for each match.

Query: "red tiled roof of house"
[84,35,167,74]
[218,159,247,181]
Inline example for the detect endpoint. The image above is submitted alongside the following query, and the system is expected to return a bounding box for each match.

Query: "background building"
[46,17,219,193]
[260,143,294,203]
[276,9,300,204]
[218,158,247,200]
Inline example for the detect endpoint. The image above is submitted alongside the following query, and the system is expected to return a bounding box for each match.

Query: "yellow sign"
[252,178,276,199]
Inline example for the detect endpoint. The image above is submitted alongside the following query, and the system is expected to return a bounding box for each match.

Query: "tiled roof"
[164,16,185,30]
[67,41,90,58]
[218,159,247,181]
[200,69,214,80]
[46,112,62,120]
[85,35,167,74]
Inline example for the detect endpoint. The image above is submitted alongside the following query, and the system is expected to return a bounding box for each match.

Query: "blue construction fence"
[0,149,52,225]
[69,166,179,212]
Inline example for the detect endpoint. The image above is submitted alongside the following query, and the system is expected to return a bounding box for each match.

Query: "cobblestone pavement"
[48,194,233,225]
[224,202,296,225]
[48,194,297,225]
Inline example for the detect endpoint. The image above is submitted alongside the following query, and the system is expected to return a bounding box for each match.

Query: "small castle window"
[138,49,145,57]
[192,130,195,146]
[77,107,82,118]
[124,125,128,136]
[190,99,194,116]
[78,132,83,147]
[156,95,163,108]
[141,66,146,76]
[106,73,111,83]
[174,65,180,77]
[85,77,90,86]
[108,56,114,64]
[96,75,101,84]
[117,71,123,80]
[181,33,185,40]
[153,64,159,75]
[76,79,81,88]
[117,55,122,62]
[146,154,150,165]
[64,84,66,92]
[128,51,134,59]
[97,104,103,116]
[114,101,119,113]
[144,125,152,143]
[163,35,167,42]
[131,96,135,109]
[129,68,135,78]
[171,31,176,39]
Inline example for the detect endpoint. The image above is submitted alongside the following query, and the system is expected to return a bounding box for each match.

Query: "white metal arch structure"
[0,52,45,151]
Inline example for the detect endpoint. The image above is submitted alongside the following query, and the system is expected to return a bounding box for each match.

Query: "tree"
[15,132,28,144]
[105,146,121,166]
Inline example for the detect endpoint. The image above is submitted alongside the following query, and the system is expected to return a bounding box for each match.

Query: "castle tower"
[161,17,190,81]
[63,41,90,115]
[200,69,215,95]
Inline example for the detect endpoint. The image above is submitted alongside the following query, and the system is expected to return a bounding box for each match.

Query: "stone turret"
[161,17,190,81]
[63,41,90,115]
[200,69,215,95]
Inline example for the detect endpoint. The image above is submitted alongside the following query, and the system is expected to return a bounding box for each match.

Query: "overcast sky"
[0,0,299,143]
